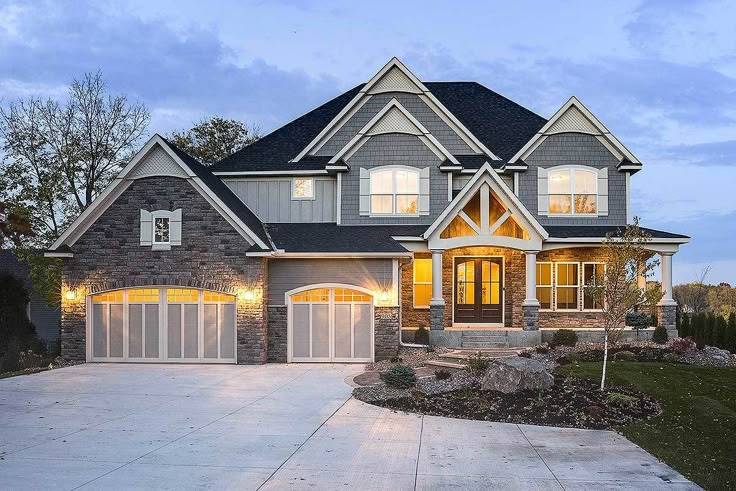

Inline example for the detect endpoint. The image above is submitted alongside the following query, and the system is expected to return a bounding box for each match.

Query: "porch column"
[637,260,647,290]
[657,252,677,333]
[522,251,540,331]
[430,249,445,331]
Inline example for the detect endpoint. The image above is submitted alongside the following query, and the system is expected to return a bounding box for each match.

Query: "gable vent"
[368,66,423,95]
[129,146,189,179]
[547,106,599,134]
[367,107,423,136]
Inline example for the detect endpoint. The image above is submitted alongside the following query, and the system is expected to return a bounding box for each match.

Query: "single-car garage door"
[90,288,236,363]
[288,287,374,363]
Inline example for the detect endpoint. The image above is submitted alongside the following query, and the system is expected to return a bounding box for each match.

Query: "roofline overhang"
[245,251,413,258]
[214,170,330,176]
[44,251,74,258]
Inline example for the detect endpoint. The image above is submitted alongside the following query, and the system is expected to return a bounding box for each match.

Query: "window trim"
[150,211,172,250]
[536,261,553,311]
[547,166,598,217]
[369,166,420,217]
[291,177,315,200]
[554,262,580,311]
[582,262,606,312]
[412,258,432,309]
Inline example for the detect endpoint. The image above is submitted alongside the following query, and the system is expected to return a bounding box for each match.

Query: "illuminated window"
[292,289,330,303]
[128,288,160,303]
[556,263,580,310]
[370,167,419,215]
[548,168,597,215]
[292,178,314,200]
[92,290,124,303]
[583,263,606,310]
[536,262,552,310]
[203,291,235,303]
[334,289,372,303]
[413,258,432,308]
[167,288,199,303]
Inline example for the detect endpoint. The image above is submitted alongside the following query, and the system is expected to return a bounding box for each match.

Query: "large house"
[46,58,688,364]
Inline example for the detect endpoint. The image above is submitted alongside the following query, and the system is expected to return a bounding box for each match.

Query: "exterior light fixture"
[65,289,76,301]
[242,289,255,302]
[379,289,390,303]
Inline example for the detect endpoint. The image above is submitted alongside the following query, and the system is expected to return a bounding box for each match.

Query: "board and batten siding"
[518,133,628,226]
[341,134,447,225]
[224,178,336,223]
[267,258,394,305]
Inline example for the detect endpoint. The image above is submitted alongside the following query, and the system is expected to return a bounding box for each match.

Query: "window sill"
[152,244,171,251]
[412,306,430,310]
[291,196,316,201]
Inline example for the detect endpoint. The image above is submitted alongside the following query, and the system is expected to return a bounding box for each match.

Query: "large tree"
[167,116,260,165]
[0,71,150,245]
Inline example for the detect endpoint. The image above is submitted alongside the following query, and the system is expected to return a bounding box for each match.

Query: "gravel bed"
[365,346,451,371]
[353,370,479,402]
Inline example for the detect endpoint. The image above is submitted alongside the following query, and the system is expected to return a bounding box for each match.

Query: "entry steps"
[461,331,510,349]
[425,348,521,370]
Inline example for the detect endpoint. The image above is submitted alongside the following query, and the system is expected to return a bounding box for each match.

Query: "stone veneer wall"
[536,247,609,329]
[375,306,400,360]
[267,305,287,363]
[60,176,268,364]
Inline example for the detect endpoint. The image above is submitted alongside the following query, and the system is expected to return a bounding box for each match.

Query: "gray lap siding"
[61,176,268,364]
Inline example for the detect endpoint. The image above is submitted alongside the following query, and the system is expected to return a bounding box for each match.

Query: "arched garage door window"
[90,287,236,363]
[288,286,374,363]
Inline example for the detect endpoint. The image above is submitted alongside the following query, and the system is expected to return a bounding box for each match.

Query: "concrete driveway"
[0,364,697,490]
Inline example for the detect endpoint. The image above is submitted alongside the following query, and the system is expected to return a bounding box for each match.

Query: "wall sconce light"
[240,288,255,302]
[65,289,77,301]
[379,289,390,303]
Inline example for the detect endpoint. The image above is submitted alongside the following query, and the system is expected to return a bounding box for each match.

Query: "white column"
[658,252,677,305]
[523,251,540,306]
[430,249,445,306]
[637,260,647,290]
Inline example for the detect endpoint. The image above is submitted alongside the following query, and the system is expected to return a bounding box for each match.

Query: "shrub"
[705,313,716,346]
[18,350,46,370]
[626,311,653,329]
[606,392,638,408]
[728,313,736,354]
[680,313,691,338]
[0,338,21,373]
[414,325,429,345]
[379,364,417,388]
[671,336,696,353]
[550,329,578,348]
[0,272,45,374]
[714,316,728,349]
[613,350,636,362]
[466,351,491,375]
[535,345,549,354]
[434,369,451,380]
[652,325,669,344]
[390,356,403,363]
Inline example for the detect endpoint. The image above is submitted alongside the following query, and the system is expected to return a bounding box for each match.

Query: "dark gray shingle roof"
[545,225,689,240]
[265,223,427,253]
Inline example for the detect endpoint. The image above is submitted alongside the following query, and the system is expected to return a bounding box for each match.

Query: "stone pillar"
[657,252,677,333]
[430,249,445,331]
[374,306,400,360]
[522,251,540,331]
[266,305,287,363]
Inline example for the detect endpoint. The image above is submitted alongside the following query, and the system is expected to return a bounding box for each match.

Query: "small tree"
[587,218,664,390]
[727,313,736,353]
[715,315,728,349]
[680,313,691,338]
[167,116,261,165]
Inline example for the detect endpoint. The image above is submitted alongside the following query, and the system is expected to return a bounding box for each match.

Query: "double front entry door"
[454,257,504,324]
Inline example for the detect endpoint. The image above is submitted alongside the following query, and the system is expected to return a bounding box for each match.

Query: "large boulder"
[480,357,554,393]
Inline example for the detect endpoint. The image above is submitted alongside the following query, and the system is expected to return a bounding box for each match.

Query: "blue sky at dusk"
[1,0,734,284]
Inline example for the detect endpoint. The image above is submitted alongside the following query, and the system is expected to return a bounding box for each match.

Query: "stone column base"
[657,304,677,335]
[374,306,400,361]
[430,303,445,331]
[522,304,540,331]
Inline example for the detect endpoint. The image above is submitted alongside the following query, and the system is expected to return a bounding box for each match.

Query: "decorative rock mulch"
[365,346,451,372]
[354,374,661,430]
[353,370,479,401]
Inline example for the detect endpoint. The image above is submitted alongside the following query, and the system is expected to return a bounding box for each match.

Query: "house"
[0,251,61,347]
[45,58,688,364]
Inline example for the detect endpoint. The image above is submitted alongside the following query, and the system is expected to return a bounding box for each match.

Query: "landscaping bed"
[354,373,659,430]
[365,345,450,371]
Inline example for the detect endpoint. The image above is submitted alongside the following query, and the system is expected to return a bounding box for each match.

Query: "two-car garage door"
[90,288,236,363]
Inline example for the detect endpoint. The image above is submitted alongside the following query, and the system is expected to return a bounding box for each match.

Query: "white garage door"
[289,287,374,363]
[90,288,236,363]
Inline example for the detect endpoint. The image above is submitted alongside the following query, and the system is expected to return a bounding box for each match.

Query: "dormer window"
[369,167,419,215]
[548,167,597,215]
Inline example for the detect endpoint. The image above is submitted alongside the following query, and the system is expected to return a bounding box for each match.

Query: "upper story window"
[154,217,170,244]
[370,167,419,215]
[548,167,597,215]
[292,178,314,200]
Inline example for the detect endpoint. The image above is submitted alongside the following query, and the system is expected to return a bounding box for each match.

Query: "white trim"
[546,165,599,217]
[247,251,413,258]
[336,173,342,225]
[308,95,372,156]
[213,170,330,176]
[536,261,553,311]
[554,262,581,311]
[391,236,425,242]
[509,96,641,165]
[451,255,506,326]
[44,252,74,258]
[367,165,421,217]
[291,177,315,200]
[50,135,270,251]
[626,172,631,223]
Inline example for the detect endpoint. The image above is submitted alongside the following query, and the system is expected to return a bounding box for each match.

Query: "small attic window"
[292,178,314,200]
[140,209,181,249]
[154,217,170,244]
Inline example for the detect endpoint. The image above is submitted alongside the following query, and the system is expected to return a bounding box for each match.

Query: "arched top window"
[548,167,597,215]
[369,166,419,215]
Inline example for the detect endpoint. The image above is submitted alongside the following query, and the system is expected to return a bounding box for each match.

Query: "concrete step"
[462,335,508,342]
[461,341,510,349]
[441,350,520,360]
[425,359,466,370]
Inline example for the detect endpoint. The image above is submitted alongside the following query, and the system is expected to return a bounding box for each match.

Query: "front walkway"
[0,364,697,490]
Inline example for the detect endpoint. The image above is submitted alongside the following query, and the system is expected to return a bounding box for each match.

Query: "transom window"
[413,258,432,308]
[154,217,170,244]
[292,178,314,200]
[370,167,419,215]
[548,168,597,215]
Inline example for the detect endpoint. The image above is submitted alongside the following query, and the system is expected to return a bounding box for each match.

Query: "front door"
[454,257,503,324]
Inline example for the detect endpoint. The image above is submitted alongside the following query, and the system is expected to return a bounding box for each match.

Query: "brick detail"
[657,304,677,332]
[374,306,399,360]
[522,305,539,331]
[430,303,445,331]
[267,305,287,363]
[61,176,268,364]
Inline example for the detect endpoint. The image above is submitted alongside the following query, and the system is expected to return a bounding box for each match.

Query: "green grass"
[558,361,736,490]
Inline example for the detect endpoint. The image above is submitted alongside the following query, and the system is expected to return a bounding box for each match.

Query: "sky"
[1,0,734,284]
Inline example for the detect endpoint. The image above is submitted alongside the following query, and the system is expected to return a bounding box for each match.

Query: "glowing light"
[242,289,255,302]
[65,289,76,301]
[379,289,390,303]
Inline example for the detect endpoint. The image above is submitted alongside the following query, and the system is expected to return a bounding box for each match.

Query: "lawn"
[558,361,736,490]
